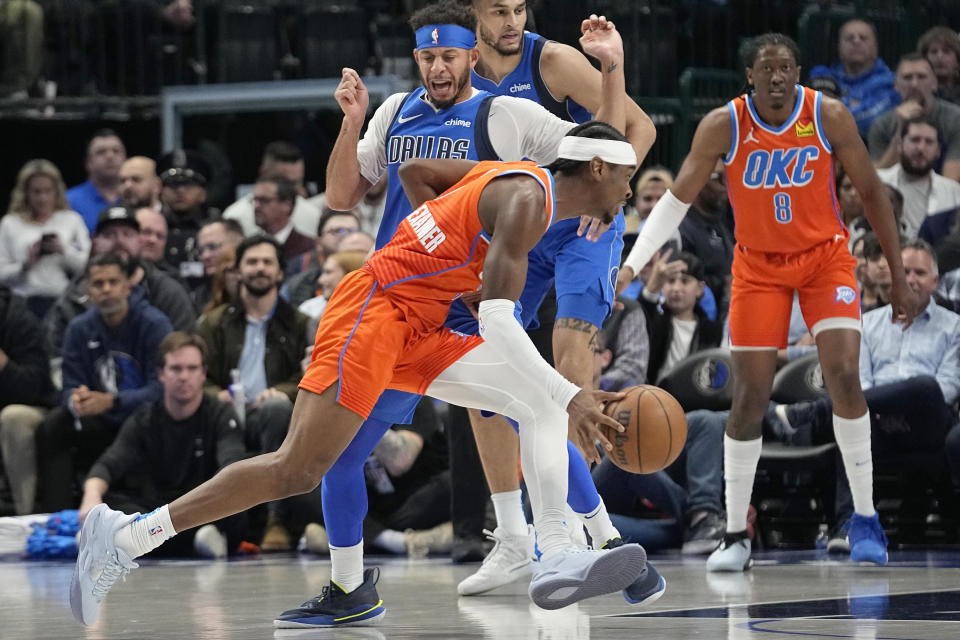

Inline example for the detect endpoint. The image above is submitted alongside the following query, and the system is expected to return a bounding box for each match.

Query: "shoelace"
[92,555,131,599]
[303,586,331,608]
[479,529,504,567]
[479,528,533,568]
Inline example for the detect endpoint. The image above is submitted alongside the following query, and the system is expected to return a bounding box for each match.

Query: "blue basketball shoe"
[600,537,667,606]
[274,568,386,628]
[847,513,888,565]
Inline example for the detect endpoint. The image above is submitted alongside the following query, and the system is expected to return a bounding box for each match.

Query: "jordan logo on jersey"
[744,128,760,145]
[742,146,820,188]
[406,204,447,253]
[388,136,471,164]
[795,120,815,137]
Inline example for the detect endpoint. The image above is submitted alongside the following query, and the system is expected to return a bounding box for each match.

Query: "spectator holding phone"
[0,159,90,318]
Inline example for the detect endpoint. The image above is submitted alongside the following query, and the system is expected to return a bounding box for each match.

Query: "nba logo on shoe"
[834,286,856,304]
[149,525,164,536]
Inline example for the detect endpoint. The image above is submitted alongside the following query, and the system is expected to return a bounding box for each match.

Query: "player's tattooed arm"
[555,317,598,335]
[553,318,600,388]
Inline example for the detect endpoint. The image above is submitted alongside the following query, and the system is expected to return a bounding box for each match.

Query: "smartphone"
[39,232,58,255]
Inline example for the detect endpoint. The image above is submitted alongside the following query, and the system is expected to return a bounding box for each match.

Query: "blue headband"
[415,24,476,50]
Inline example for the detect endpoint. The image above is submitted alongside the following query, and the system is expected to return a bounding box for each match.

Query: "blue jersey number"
[774,192,792,223]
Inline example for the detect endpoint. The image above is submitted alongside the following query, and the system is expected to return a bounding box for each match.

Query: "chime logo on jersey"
[795,119,815,137]
[741,146,820,188]
[510,82,532,93]
[387,136,471,164]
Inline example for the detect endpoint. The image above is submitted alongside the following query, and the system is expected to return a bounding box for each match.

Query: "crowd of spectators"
[2,16,960,559]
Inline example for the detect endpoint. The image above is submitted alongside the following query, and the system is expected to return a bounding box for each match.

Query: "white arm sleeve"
[356,92,408,186]
[478,298,581,409]
[488,96,576,163]
[622,189,691,274]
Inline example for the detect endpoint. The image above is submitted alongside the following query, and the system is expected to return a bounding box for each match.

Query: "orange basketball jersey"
[724,85,845,254]
[365,160,555,333]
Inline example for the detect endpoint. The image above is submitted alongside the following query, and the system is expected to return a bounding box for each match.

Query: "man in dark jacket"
[678,161,734,313]
[42,205,196,356]
[36,253,173,511]
[253,175,315,274]
[0,285,55,514]
[158,149,220,283]
[78,332,246,558]
[639,251,723,384]
[196,235,313,550]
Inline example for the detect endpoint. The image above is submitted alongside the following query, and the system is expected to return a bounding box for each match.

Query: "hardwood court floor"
[4,549,960,639]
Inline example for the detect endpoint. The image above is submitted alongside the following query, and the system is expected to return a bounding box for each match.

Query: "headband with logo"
[415,24,476,50]
[556,136,637,166]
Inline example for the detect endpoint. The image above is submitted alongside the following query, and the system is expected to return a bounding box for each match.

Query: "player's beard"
[426,66,472,110]
[479,24,521,56]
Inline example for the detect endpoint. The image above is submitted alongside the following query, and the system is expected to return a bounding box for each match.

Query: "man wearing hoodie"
[35,252,172,512]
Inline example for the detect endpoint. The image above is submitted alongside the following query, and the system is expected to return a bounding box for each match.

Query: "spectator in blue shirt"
[809,19,900,136]
[775,239,960,546]
[66,129,126,232]
[35,252,172,511]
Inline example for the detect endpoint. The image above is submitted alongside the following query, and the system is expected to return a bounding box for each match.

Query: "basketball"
[600,385,688,474]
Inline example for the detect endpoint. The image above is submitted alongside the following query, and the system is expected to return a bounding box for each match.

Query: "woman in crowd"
[298,250,366,320]
[0,159,90,318]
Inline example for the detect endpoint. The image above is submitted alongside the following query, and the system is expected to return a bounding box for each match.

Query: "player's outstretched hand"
[579,14,623,66]
[335,67,369,125]
[890,278,920,330]
[577,216,611,242]
[566,388,626,465]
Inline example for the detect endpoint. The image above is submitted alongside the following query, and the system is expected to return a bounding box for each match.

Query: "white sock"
[723,435,762,534]
[330,540,364,592]
[517,402,571,558]
[373,529,407,555]
[576,500,619,546]
[491,490,528,537]
[114,504,177,559]
[833,412,876,518]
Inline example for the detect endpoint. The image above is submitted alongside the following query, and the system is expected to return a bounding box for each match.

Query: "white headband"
[556,136,637,166]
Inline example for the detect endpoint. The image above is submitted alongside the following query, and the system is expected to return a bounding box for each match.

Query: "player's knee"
[270,452,326,496]
[728,398,765,439]
[821,358,860,395]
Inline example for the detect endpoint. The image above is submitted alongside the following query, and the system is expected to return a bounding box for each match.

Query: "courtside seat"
[655,348,733,412]
[771,353,828,404]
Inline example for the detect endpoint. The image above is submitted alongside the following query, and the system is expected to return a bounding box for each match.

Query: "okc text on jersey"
[741,146,820,189]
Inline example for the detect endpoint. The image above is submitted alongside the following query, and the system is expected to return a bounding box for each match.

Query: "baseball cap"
[95,205,140,235]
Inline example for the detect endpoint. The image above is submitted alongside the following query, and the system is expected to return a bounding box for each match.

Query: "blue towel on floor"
[26,510,80,559]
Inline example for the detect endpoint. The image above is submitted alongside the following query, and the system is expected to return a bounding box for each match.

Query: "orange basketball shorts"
[728,235,861,349]
[299,268,484,418]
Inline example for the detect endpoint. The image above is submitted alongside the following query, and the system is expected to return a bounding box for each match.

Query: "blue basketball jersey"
[376,87,498,249]
[471,32,592,125]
